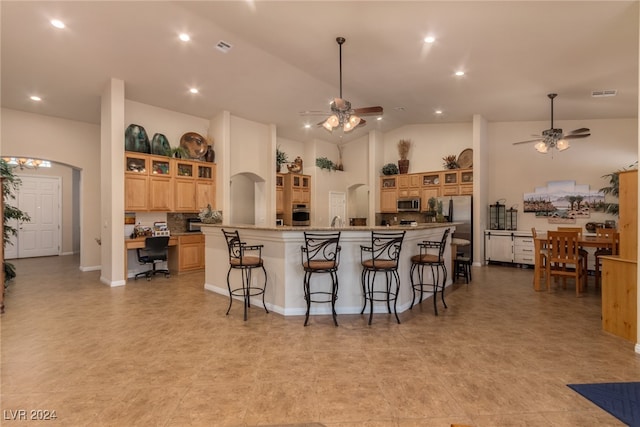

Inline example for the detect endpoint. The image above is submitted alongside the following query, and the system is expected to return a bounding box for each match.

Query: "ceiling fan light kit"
[513,93,590,154]
[309,37,383,134]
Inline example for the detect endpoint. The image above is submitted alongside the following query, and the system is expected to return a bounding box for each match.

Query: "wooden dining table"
[532,232,618,291]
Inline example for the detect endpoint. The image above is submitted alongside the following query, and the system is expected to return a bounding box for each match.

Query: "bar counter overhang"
[202,223,456,317]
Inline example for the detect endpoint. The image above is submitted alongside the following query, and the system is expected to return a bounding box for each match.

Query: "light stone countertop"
[200,222,459,232]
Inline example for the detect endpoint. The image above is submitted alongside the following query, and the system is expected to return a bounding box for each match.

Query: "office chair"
[134,236,171,281]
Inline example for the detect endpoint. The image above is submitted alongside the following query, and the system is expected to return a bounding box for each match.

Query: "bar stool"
[360,230,406,325]
[221,229,269,321]
[409,228,450,315]
[451,236,471,284]
[454,255,472,284]
[300,232,341,326]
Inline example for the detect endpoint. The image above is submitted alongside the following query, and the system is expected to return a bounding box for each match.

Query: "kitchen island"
[201,223,456,318]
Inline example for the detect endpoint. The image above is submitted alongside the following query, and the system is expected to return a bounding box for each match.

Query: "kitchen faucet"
[331,216,342,228]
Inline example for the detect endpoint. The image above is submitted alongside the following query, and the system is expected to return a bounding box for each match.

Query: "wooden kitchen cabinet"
[281,173,312,225]
[125,152,216,213]
[380,176,397,213]
[175,160,216,212]
[397,173,421,198]
[601,169,637,342]
[378,168,473,213]
[168,234,205,272]
[125,153,149,211]
[174,161,197,212]
[276,174,284,214]
[288,173,310,203]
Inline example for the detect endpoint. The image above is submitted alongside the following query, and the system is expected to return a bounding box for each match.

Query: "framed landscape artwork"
[523,180,605,224]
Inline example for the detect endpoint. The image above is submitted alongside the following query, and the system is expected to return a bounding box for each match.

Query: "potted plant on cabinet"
[276,147,288,173]
[397,139,411,174]
[381,163,399,176]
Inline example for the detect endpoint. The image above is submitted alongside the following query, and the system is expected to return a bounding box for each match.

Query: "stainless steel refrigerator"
[438,195,473,260]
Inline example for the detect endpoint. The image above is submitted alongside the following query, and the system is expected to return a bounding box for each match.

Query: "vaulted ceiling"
[2,1,638,144]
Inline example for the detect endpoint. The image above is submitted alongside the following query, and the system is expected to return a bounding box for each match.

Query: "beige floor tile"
[1,256,639,426]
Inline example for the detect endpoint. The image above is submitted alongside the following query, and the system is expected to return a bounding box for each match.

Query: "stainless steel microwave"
[397,197,420,212]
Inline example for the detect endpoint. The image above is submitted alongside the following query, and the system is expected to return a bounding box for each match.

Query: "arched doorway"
[229,172,266,226]
[347,183,369,226]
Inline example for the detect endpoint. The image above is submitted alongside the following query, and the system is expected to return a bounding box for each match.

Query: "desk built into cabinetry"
[380,168,473,213]
[125,233,205,280]
[484,230,535,266]
[125,152,216,212]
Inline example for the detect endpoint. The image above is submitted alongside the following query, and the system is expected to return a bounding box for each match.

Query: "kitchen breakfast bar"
[201,223,456,318]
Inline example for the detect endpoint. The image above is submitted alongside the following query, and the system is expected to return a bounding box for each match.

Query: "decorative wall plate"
[458,148,473,169]
[151,133,171,157]
[179,132,208,160]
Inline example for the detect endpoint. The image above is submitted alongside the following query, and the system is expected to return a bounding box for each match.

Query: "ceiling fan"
[300,37,383,133]
[512,93,590,153]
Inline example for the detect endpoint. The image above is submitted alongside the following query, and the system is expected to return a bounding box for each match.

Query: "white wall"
[383,123,474,172]
[125,100,210,151]
[1,108,101,270]
[487,118,637,233]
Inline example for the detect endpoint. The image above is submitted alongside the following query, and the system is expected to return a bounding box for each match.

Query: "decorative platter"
[179,132,208,160]
[457,148,473,169]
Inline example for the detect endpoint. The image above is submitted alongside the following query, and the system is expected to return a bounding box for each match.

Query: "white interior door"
[10,176,61,258]
[329,191,346,226]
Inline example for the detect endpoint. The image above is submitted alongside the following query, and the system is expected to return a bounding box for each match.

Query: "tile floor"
[1,255,639,426]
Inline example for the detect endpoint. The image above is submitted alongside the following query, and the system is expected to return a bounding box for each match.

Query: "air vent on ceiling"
[591,89,617,98]
[215,40,232,53]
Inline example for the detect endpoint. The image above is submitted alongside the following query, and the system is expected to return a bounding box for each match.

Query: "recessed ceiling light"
[376,117,382,121]
[30,95,42,102]
[50,19,65,29]
[179,33,190,42]
[434,110,443,115]
[189,88,199,94]
[304,124,311,129]
[424,36,435,43]
[455,71,465,77]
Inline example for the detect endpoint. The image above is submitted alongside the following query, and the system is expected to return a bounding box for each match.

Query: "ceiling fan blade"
[513,138,544,145]
[353,106,383,115]
[357,118,367,127]
[563,133,590,140]
[300,110,330,116]
[568,127,590,135]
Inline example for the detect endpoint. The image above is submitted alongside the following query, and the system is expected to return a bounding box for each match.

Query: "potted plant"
[600,161,638,215]
[381,163,399,176]
[397,139,411,174]
[276,147,288,173]
[2,159,31,284]
[442,154,459,169]
[315,157,336,171]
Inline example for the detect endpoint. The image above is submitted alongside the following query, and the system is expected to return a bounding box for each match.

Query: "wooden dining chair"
[557,227,589,280]
[594,227,618,290]
[546,230,587,296]
[531,227,547,287]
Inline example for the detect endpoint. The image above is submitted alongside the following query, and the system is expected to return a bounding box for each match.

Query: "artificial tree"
[1,159,31,283]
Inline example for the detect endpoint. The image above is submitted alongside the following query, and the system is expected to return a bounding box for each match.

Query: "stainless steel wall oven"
[292,204,310,226]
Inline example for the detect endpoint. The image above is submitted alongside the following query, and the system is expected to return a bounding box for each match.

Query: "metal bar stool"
[301,232,341,326]
[221,229,269,321]
[454,255,472,284]
[409,228,450,315]
[360,230,406,325]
